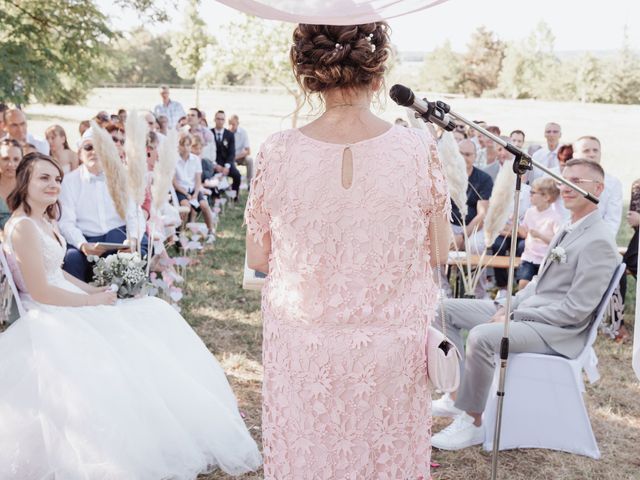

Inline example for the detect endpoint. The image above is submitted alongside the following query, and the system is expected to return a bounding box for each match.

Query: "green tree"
[420,40,463,93]
[606,27,640,104]
[167,0,215,107]
[200,15,303,126]
[459,27,505,97]
[575,53,607,103]
[0,0,114,105]
[108,28,185,86]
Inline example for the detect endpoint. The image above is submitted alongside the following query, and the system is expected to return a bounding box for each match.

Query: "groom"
[431,158,619,450]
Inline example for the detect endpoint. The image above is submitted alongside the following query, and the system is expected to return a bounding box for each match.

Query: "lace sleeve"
[416,130,451,219]
[244,149,270,246]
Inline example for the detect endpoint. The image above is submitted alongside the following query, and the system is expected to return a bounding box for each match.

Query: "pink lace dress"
[245,125,450,480]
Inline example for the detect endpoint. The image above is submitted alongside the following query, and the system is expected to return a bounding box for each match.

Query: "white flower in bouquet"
[90,252,149,298]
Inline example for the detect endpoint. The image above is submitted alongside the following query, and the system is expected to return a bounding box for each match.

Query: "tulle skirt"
[0,296,262,479]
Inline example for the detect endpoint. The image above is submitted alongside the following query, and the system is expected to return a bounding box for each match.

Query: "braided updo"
[290,22,391,95]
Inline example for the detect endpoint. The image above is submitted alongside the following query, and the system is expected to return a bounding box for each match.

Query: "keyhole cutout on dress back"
[341,147,353,190]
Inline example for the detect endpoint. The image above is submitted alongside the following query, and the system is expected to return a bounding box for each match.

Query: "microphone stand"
[403,94,599,480]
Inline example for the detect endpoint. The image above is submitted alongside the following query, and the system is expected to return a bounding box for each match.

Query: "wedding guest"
[173,133,216,241]
[0,139,22,229]
[153,85,186,129]
[476,126,498,168]
[453,139,493,254]
[573,135,623,238]
[59,133,146,281]
[94,111,110,129]
[509,129,525,149]
[228,114,253,188]
[516,177,563,289]
[157,114,169,135]
[431,158,618,450]
[106,123,126,162]
[186,107,214,146]
[528,122,561,183]
[245,22,451,479]
[0,152,261,477]
[557,143,573,168]
[117,108,127,126]
[2,108,49,154]
[211,110,241,201]
[482,135,512,183]
[78,120,90,137]
[45,125,79,173]
[453,129,467,143]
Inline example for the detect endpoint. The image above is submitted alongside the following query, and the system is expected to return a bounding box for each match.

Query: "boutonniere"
[548,246,567,264]
[223,139,228,147]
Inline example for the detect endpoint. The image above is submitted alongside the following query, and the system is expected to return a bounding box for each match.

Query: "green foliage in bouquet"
[89,252,149,299]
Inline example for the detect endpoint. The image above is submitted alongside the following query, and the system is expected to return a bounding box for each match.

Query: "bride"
[0,153,262,479]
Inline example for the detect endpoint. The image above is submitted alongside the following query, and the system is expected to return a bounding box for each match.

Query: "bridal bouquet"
[89,251,149,298]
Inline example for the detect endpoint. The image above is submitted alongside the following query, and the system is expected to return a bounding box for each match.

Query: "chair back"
[0,245,26,324]
[581,262,626,354]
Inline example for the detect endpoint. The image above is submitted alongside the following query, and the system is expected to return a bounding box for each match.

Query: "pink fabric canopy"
[215,0,450,25]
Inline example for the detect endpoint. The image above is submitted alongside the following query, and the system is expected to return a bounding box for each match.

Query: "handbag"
[425,158,461,393]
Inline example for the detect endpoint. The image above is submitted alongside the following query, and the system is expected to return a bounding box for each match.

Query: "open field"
[189,198,639,480]
[25,87,640,199]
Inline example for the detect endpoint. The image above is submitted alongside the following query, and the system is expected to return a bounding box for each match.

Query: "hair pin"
[366,33,376,52]
[335,43,344,51]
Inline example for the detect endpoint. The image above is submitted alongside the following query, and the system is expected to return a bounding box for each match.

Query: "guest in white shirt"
[173,133,216,240]
[228,114,253,188]
[153,86,186,129]
[573,135,623,238]
[2,108,49,155]
[528,122,561,183]
[59,134,147,281]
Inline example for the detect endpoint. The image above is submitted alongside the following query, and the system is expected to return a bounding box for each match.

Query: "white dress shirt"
[529,144,560,183]
[599,173,623,238]
[233,126,250,156]
[59,165,141,249]
[174,153,202,192]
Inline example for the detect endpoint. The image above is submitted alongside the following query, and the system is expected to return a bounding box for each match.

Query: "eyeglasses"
[82,144,94,152]
[111,136,125,145]
[555,177,601,188]
[545,130,560,134]
[455,125,466,131]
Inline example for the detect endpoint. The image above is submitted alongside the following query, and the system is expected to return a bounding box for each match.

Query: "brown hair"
[7,152,64,220]
[557,144,573,164]
[532,177,560,202]
[564,158,605,180]
[290,23,391,96]
[45,125,71,150]
[0,138,23,157]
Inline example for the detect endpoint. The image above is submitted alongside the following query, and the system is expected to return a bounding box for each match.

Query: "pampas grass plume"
[437,132,468,218]
[91,121,129,219]
[484,164,516,248]
[152,129,179,212]
[124,110,148,206]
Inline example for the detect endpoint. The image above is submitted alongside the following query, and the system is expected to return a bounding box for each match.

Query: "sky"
[103,0,640,53]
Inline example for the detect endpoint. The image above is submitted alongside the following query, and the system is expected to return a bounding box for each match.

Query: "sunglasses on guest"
[82,143,94,152]
[112,136,125,145]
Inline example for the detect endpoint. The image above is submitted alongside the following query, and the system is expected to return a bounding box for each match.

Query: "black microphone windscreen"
[389,84,414,107]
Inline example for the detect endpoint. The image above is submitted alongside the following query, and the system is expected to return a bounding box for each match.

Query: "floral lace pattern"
[245,125,450,480]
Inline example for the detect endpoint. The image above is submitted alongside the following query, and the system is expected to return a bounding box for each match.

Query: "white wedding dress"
[0,216,262,479]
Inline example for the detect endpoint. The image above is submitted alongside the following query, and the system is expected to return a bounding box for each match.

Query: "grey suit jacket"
[511,211,619,358]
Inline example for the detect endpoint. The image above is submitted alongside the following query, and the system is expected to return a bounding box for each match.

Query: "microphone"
[389,84,456,132]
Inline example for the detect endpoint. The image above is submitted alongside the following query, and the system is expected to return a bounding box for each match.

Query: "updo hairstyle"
[290,22,391,95]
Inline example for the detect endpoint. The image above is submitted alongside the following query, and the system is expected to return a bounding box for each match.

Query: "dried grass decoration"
[152,129,179,212]
[124,111,148,208]
[437,131,468,219]
[90,121,130,220]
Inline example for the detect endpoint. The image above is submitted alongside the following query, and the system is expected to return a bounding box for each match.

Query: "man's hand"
[80,243,109,257]
[490,307,507,324]
[627,210,640,228]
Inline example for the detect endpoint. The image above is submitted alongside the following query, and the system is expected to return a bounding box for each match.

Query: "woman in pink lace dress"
[245,22,450,480]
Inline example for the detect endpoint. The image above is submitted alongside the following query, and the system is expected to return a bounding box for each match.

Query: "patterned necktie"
[217,132,222,143]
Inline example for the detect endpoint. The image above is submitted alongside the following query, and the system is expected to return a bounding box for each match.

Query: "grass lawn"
[189,196,638,480]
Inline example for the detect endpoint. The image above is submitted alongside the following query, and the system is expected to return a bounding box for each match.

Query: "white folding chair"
[482,263,627,459]
[0,246,27,325]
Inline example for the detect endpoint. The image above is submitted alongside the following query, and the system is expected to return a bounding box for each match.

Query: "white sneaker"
[432,413,485,450]
[431,393,462,417]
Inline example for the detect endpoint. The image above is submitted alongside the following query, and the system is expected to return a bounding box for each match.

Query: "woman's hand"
[627,210,640,228]
[86,290,117,306]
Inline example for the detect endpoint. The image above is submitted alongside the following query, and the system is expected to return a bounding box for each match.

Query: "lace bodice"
[3,216,83,298]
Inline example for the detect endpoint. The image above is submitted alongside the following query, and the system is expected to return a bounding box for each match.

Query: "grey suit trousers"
[436,298,555,414]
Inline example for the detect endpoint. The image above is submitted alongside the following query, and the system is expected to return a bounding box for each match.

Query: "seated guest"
[528,122,561,184]
[452,140,493,254]
[516,177,563,289]
[509,129,525,149]
[186,107,214,147]
[228,114,253,189]
[475,125,499,168]
[211,110,241,201]
[431,158,618,450]
[173,133,216,241]
[59,133,146,281]
[573,135,623,238]
[0,139,22,229]
[482,136,512,183]
[105,124,126,162]
[190,135,217,198]
[556,144,573,169]
[2,108,49,155]
[45,125,79,173]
